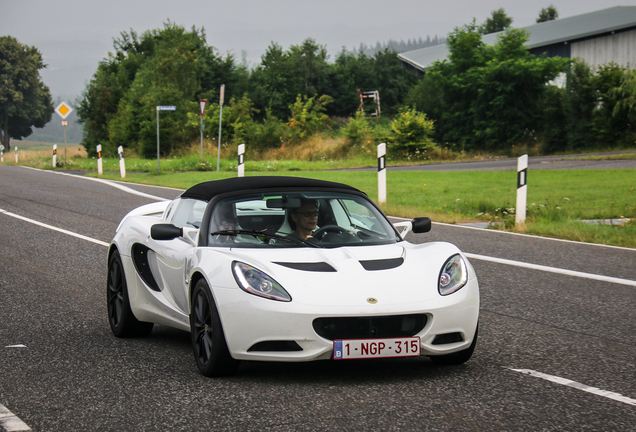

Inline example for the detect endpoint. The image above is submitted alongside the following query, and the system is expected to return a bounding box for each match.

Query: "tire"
[429,324,478,366]
[190,279,239,377]
[107,250,154,338]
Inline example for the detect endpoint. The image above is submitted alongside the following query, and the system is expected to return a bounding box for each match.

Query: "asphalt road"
[1,165,635,431]
[347,150,636,171]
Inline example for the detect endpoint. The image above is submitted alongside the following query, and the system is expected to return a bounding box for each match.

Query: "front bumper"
[213,279,479,362]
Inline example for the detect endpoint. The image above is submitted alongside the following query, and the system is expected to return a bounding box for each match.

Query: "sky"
[3,0,636,100]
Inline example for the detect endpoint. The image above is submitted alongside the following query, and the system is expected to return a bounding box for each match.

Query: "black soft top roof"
[181,176,363,201]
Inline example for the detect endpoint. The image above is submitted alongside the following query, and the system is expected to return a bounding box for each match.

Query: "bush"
[390,108,437,156]
[283,95,333,145]
[248,108,285,152]
[342,111,371,145]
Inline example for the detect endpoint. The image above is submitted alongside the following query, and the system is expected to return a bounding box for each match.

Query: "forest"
[73,10,636,160]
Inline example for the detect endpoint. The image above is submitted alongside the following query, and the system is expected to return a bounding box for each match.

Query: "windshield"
[208,191,399,248]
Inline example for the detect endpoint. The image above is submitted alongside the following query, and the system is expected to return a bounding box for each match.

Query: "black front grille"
[313,314,427,341]
[432,332,464,345]
[248,341,303,352]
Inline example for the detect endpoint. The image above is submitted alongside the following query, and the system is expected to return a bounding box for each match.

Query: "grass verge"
[91,169,636,249]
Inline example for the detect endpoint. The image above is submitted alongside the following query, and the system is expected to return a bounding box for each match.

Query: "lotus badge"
[367,297,378,304]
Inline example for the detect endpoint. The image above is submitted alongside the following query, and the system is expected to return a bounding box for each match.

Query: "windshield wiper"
[209,229,319,248]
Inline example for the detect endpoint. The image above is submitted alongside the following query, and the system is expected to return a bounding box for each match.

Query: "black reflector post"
[378,143,386,204]
[516,154,528,224]
[238,143,245,177]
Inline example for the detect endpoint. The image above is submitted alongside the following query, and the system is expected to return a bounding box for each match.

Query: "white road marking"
[2,206,635,287]
[0,208,109,247]
[0,404,31,432]
[509,368,636,407]
[4,345,26,348]
[20,166,169,202]
[434,221,636,252]
[464,253,636,287]
[390,216,635,252]
[16,167,636,252]
[4,168,636,286]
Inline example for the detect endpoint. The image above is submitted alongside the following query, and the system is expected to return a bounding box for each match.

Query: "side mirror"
[411,217,432,233]
[151,223,183,241]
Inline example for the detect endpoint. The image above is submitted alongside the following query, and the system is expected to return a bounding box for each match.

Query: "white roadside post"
[217,84,225,172]
[97,145,103,175]
[15,146,18,163]
[200,99,206,158]
[52,144,57,167]
[1,144,5,162]
[378,142,387,205]
[516,154,528,224]
[237,143,245,177]
[118,146,126,178]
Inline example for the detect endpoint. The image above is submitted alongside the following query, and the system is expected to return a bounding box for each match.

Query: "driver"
[290,199,319,240]
[210,203,237,244]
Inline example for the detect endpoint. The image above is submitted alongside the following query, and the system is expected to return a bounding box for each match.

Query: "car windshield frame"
[204,191,400,248]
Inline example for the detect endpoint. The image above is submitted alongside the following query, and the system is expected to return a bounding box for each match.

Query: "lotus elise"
[107,176,479,376]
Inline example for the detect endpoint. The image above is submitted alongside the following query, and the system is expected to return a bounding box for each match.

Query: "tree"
[370,49,418,116]
[0,36,53,150]
[329,49,375,117]
[77,22,238,157]
[406,24,568,151]
[537,6,558,23]
[249,39,333,119]
[480,8,513,35]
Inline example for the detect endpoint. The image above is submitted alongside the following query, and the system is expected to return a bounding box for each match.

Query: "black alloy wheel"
[107,250,153,337]
[190,279,239,376]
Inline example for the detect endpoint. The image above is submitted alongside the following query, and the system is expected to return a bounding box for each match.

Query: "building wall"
[571,29,636,69]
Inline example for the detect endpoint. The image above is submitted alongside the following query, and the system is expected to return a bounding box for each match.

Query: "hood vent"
[359,257,404,271]
[273,262,337,272]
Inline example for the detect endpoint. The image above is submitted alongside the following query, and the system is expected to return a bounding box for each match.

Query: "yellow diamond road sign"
[55,101,73,120]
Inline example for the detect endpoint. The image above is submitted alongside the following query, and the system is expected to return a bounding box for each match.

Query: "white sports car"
[107,176,479,376]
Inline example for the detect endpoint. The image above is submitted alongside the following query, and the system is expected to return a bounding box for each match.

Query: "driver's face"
[293,203,318,232]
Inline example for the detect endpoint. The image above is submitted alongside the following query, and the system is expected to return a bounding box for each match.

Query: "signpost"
[54,101,73,164]
[200,99,206,158]
[156,105,177,172]
[217,85,225,172]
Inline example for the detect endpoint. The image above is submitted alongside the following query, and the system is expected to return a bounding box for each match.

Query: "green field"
[91,168,635,249]
[3,146,634,248]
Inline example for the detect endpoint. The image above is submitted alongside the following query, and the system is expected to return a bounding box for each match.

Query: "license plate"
[333,337,421,360]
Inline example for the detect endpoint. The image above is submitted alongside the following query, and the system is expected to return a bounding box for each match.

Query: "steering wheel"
[312,225,350,240]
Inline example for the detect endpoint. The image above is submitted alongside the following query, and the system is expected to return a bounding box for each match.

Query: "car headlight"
[232,261,291,302]
[438,254,468,296]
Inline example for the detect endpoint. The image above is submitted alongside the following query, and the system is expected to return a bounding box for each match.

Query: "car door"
[149,198,206,313]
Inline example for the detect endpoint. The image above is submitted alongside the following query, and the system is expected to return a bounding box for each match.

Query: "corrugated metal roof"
[398,6,636,71]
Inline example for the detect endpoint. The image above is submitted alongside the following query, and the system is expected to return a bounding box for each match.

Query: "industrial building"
[398,6,636,75]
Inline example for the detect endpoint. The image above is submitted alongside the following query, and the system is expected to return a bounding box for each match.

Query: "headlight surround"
[232,261,291,302]
[438,254,468,296]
